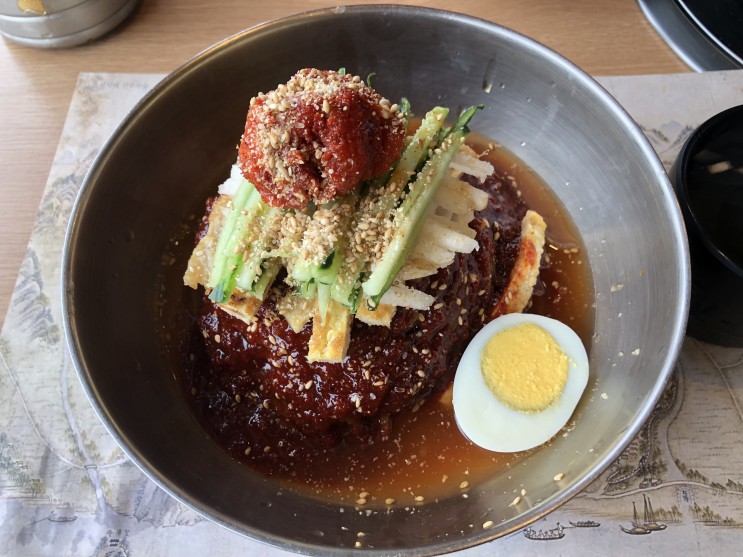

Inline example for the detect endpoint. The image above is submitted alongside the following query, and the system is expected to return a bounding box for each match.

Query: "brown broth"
[480,141,595,344]
[270,392,519,506]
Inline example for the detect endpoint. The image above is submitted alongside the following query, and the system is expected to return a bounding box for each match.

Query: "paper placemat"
[1,70,743,556]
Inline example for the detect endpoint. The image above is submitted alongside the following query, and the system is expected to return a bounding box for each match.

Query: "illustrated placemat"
[1,70,742,556]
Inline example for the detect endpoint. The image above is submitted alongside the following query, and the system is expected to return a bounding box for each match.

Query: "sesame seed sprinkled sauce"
[270,389,523,506]
[173,134,594,507]
[238,69,406,210]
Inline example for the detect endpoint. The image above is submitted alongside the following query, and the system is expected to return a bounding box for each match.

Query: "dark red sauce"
[178,142,594,505]
[238,69,406,209]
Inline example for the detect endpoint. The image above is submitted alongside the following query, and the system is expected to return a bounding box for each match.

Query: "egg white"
[452,313,589,452]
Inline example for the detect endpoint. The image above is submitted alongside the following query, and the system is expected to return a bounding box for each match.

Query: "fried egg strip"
[491,210,547,319]
[183,195,232,289]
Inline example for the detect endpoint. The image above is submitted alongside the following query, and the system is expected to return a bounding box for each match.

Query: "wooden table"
[0,0,687,327]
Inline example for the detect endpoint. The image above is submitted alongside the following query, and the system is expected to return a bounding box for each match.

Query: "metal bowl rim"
[61,5,691,555]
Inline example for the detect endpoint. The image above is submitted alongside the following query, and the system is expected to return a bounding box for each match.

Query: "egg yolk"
[480,323,568,412]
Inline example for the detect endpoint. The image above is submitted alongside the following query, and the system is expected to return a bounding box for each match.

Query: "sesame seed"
[235,394,241,403]
[385,498,395,505]
[359,491,369,499]
[214,334,221,343]
[459,481,469,489]
[553,472,565,481]
[416,370,425,378]
[483,520,494,529]
[356,498,367,505]
[304,380,314,389]
[263,446,271,453]
[414,495,424,502]
[510,496,521,506]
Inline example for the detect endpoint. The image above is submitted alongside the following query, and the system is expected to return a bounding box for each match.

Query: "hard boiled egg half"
[453,313,589,452]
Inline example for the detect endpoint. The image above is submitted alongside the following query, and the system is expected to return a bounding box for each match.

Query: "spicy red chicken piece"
[238,69,406,210]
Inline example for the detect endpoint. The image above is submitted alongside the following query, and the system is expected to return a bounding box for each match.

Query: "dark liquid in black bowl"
[687,125,743,272]
[673,105,743,347]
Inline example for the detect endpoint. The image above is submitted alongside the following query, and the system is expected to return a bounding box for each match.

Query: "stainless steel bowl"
[0,0,140,48]
[63,5,689,555]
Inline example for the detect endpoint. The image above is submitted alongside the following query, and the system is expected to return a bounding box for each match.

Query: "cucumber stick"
[361,106,482,304]
[291,192,358,293]
[329,208,370,310]
[394,107,449,180]
[235,206,282,291]
[207,178,254,290]
[316,282,331,323]
[314,248,340,284]
[313,193,358,286]
[208,181,263,303]
[296,279,317,300]
[289,203,320,285]
[251,259,281,300]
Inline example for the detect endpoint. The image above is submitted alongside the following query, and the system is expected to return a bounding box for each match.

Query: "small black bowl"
[671,104,743,346]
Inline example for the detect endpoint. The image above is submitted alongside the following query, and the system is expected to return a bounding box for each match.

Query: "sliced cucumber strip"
[208,181,263,302]
[362,106,482,304]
